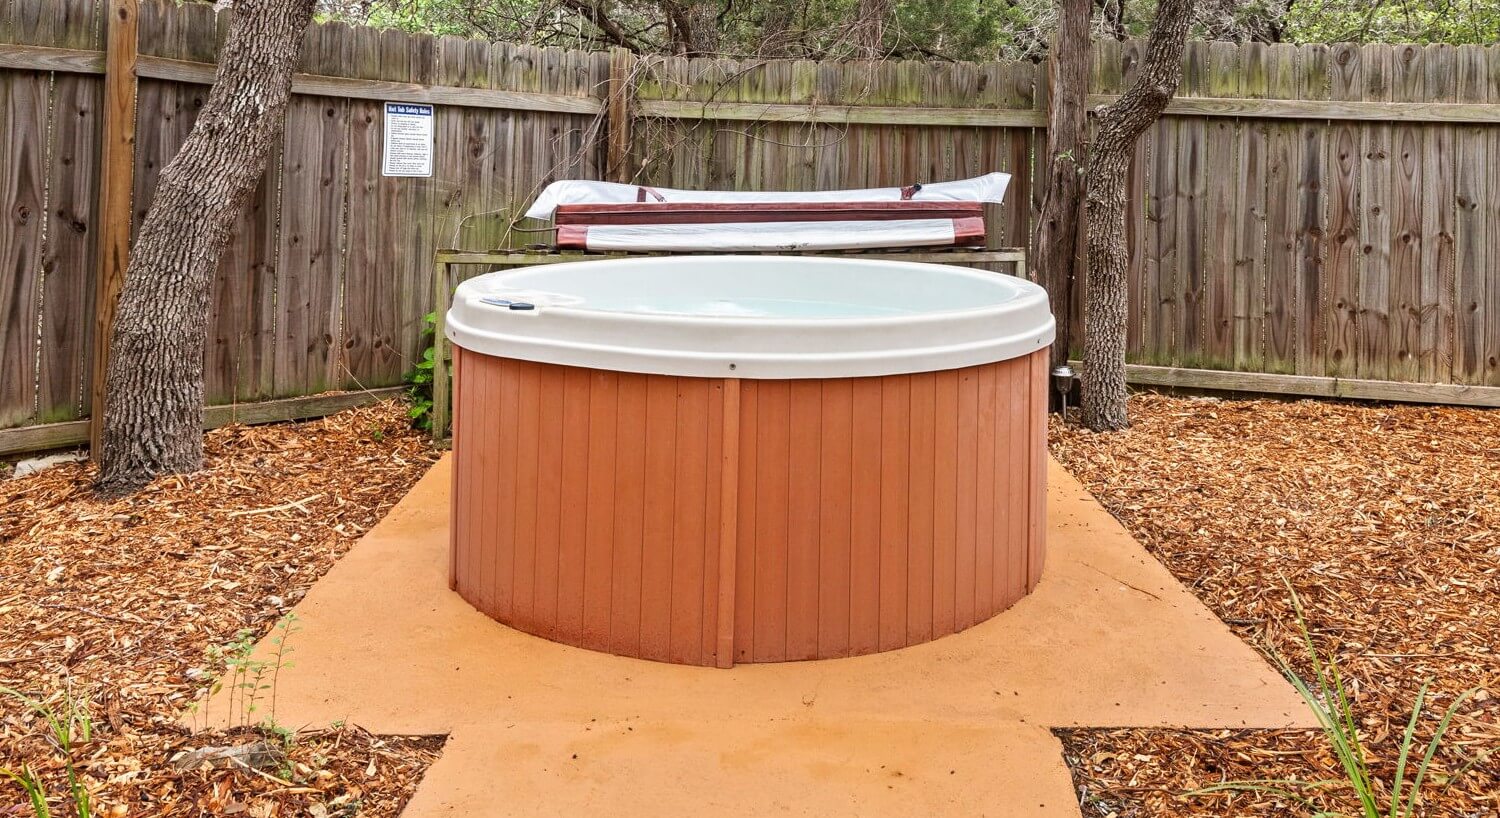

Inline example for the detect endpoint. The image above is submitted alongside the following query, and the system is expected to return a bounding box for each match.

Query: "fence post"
[89,0,140,458]
[605,47,634,183]
[432,256,452,443]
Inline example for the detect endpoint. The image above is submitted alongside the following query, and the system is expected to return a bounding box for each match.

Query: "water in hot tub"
[589,294,918,318]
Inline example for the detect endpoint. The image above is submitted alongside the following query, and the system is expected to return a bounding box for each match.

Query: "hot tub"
[445,255,1054,667]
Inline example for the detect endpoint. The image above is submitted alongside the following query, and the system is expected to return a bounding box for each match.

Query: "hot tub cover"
[522,173,1012,220]
[445,255,1054,379]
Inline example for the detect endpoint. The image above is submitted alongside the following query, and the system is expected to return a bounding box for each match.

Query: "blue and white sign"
[382,102,434,177]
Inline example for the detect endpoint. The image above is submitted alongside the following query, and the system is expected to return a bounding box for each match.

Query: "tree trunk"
[96,0,316,496]
[851,0,892,58]
[667,1,722,56]
[1034,0,1091,383]
[1080,0,1193,431]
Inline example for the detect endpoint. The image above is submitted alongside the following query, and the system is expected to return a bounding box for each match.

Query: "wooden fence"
[2,0,1498,452]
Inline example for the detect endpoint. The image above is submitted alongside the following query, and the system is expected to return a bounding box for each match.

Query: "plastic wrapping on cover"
[522,173,1011,220]
[563,218,978,252]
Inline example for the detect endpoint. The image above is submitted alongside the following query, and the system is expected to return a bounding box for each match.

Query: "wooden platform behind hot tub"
[451,347,1048,667]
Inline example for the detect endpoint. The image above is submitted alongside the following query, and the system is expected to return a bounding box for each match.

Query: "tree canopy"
[317,0,1500,61]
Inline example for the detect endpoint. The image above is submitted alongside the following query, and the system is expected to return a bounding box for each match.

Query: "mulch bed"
[1050,393,1498,817]
[1,400,443,817]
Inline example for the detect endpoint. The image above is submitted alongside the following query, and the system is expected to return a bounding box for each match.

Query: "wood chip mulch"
[1,400,444,817]
[1049,393,1498,818]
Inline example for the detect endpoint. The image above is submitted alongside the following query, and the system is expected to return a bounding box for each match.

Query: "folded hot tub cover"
[524,173,1010,252]
[521,172,1011,220]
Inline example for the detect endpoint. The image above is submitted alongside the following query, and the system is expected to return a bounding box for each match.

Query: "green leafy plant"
[405,311,439,431]
[1189,581,1479,817]
[1,685,95,818]
[199,612,301,732]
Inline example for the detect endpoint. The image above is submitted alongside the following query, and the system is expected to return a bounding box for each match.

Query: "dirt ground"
[0,401,442,817]
[1050,394,1498,818]
[4,393,1495,818]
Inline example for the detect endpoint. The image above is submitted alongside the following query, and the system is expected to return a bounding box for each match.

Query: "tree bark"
[1034,0,1091,383]
[851,0,892,58]
[666,0,723,56]
[96,0,316,496]
[1080,0,1193,431]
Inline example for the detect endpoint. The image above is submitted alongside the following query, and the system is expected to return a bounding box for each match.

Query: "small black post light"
[1050,364,1075,420]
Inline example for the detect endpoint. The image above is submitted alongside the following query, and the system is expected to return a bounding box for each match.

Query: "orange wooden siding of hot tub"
[450,346,1049,667]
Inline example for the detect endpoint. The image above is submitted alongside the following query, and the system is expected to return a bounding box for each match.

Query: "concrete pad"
[212,456,1312,816]
[404,719,1080,818]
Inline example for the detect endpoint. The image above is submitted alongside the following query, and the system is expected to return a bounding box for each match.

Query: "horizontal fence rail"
[2,0,1498,453]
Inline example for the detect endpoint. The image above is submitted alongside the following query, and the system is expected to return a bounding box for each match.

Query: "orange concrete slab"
[404,719,1081,818]
[206,456,1313,816]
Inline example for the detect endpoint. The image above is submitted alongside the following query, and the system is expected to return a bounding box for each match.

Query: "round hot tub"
[446,255,1054,667]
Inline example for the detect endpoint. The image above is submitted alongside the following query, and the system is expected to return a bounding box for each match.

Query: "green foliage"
[405,312,439,432]
[1188,581,1482,818]
[0,686,95,818]
[201,612,301,732]
[1282,0,1500,45]
[324,0,1500,62]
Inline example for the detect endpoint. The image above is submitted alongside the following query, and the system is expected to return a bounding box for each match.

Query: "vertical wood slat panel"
[453,347,475,607]
[906,372,936,645]
[640,375,677,661]
[1027,352,1048,591]
[1325,44,1363,377]
[1000,359,1027,608]
[877,376,911,651]
[339,25,402,390]
[0,54,47,427]
[973,366,997,616]
[817,379,853,656]
[713,379,740,667]
[785,380,823,660]
[1419,45,1455,384]
[609,373,648,657]
[701,380,726,664]
[752,380,790,663]
[494,356,521,621]
[1150,103,1180,366]
[1263,43,1301,372]
[1201,41,1239,370]
[669,377,710,664]
[556,366,591,640]
[1358,44,1394,380]
[1485,46,1500,386]
[732,379,762,660]
[733,379,759,663]
[848,378,884,656]
[1234,43,1270,372]
[511,361,542,633]
[582,371,618,651]
[1388,44,1426,383]
[953,368,979,631]
[1452,45,1488,385]
[532,364,566,638]
[274,22,352,398]
[472,352,499,615]
[931,370,959,638]
[1295,44,1329,378]
[38,1,104,422]
[1176,42,1209,367]
[449,347,467,591]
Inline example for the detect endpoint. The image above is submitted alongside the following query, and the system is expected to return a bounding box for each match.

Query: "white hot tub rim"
[446,255,1055,379]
